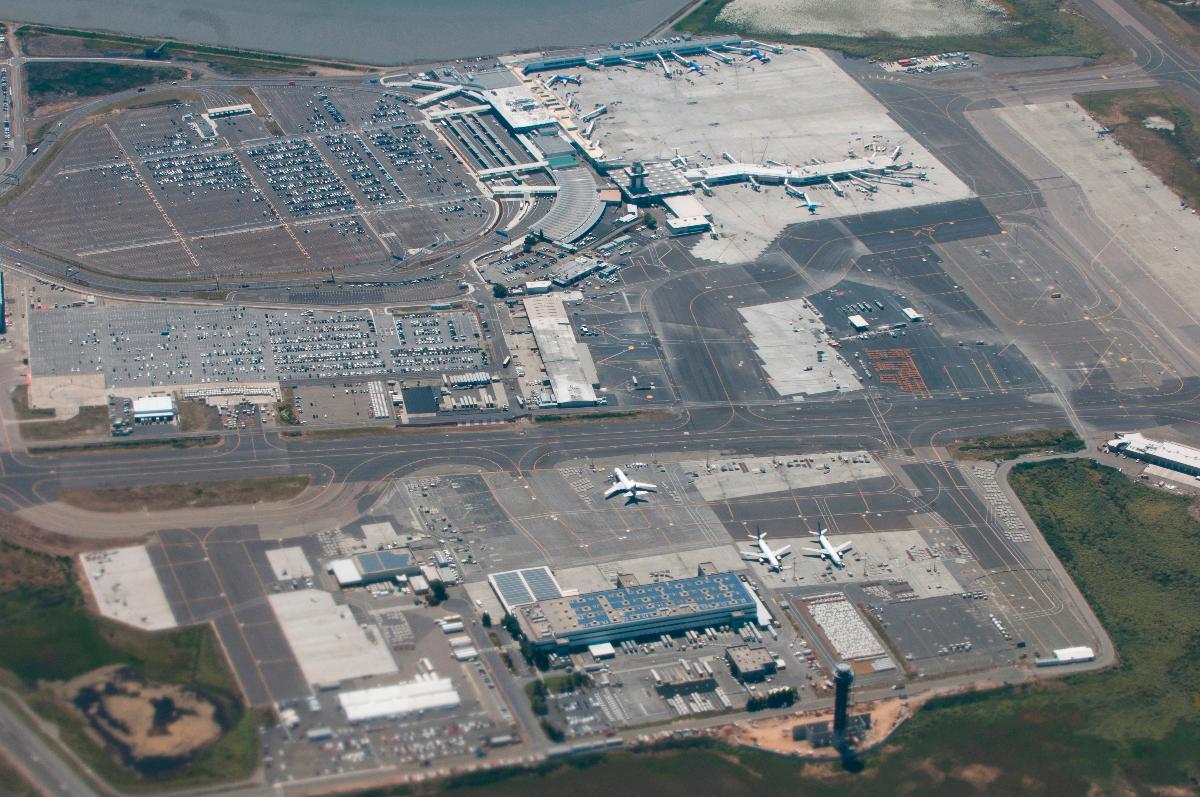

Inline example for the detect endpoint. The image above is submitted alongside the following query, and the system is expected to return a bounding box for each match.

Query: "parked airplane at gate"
[740,529,792,572]
[604,467,656,503]
[803,529,853,568]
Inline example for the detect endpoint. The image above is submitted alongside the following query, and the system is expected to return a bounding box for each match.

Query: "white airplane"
[604,467,657,503]
[740,529,792,572]
[803,529,853,568]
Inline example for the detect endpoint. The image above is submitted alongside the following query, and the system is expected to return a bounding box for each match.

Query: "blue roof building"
[516,572,755,651]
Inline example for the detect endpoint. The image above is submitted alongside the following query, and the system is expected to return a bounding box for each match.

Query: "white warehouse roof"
[133,396,175,416]
[338,675,460,723]
[523,294,599,407]
[1107,433,1200,473]
[663,193,712,220]
[330,558,362,587]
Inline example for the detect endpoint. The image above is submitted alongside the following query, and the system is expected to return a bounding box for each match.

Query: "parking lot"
[29,301,502,393]
[2,84,497,280]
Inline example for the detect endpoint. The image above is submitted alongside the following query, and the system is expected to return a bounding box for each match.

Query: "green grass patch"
[59,475,310,512]
[0,541,258,790]
[1078,87,1200,210]
[10,385,56,419]
[25,61,186,106]
[27,434,220,455]
[531,410,664,424]
[675,0,1121,61]
[17,406,110,441]
[950,428,1085,460]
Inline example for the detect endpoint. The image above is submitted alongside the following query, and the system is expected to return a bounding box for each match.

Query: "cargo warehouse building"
[1106,432,1200,478]
[515,572,756,651]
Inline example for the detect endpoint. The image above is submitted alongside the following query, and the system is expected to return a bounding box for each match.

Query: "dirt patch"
[18,406,110,441]
[0,538,72,594]
[954,762,1003,789]
[10,384,55,419]
[712,694,911,757]
[175,399,220,433]
[60,665,223,774]
[59,475,311,513]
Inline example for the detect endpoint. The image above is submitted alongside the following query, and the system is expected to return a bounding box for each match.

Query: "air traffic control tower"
[833,662,854,743]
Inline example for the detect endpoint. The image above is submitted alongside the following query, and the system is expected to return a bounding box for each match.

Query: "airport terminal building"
[515,572,756,651]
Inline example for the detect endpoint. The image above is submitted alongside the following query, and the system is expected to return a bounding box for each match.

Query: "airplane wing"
[836,542,854,554]
[604,484,625,499]
[740,550,762,562]
[802,548,826,557]
[633,482,657,492]
[775,546,792,559]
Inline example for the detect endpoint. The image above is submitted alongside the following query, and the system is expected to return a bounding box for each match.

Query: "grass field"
[17,406,110,441]
[1078,88,1200,210]
[950,428,1085,460]
[675,0,1121,61]
[370,459,1199,796]
[59,475,310,512]
[0,541,257,790]
[25,62,186,107]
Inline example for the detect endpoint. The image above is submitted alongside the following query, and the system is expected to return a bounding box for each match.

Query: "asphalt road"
[0,696,99,797]
[4,379,1198,512]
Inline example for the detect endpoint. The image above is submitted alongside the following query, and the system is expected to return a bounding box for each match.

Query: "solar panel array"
[489,566,563,612]
[355,549,414,576]
[523,568,562,601]
[565,573,751,630]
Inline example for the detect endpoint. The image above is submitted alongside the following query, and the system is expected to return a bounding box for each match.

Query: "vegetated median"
[362,459,1200,796]
[15,24,368,76]
[24,61,186,109]
[1077,88,1200,210]
[59,475,311,513]
[0,540,259,791]
[950,428,1085,461]
[26,435,221,455]
[675,0,1121,62]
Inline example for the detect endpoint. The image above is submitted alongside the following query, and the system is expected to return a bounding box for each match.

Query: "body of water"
[3,0,692,65]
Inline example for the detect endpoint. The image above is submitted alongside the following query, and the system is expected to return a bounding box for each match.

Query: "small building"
[1106,432,1200,478]
[901,307,924,322]
[588,641,616,659]
[653,661,716,696]
[330,550,420,588]
[1035,646,1096,667]
[206,103,254,119]
[409,574,430,595]
[338,675,460,723]
[663,193,713,237]
[132,395,175,423]
[525,279,553,295]
[847,314,870,332]
[551,256,604,288]
[726,645,777,682]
